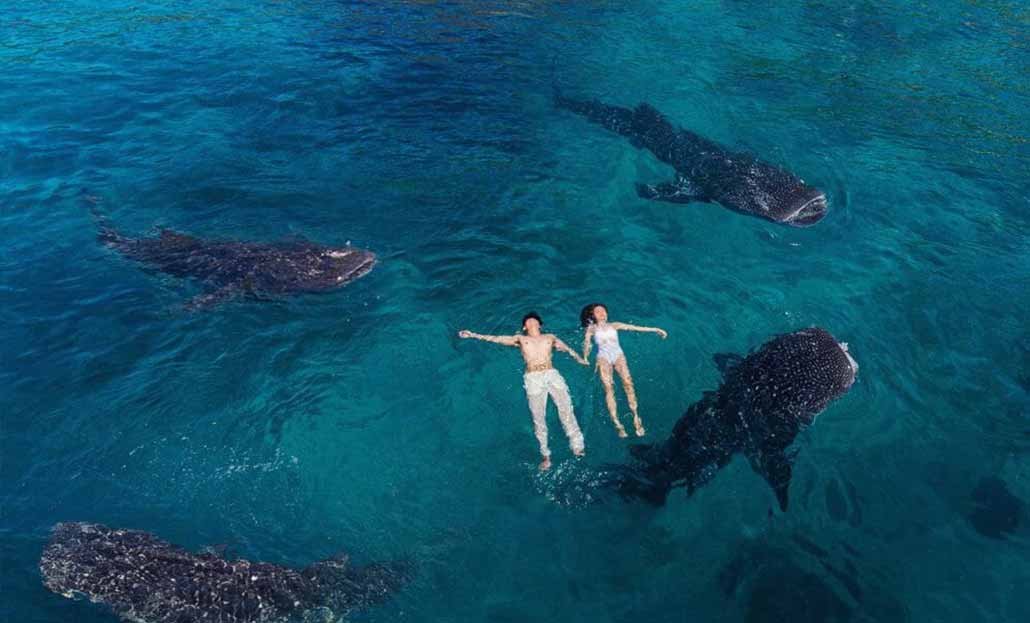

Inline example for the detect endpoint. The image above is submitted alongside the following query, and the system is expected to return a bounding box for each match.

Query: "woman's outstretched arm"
[610,322,668,339]
[554,336,589,366]
[582,325,595,361]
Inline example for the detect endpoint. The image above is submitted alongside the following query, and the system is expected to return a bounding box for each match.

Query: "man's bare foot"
[633,418,646,437]
[616,424,628,438]
[573,448,585,458]
[539,457,552,471]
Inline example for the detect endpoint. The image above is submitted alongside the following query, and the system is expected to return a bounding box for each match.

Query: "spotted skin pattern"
[96,219,375,307]
[39,522,409,623]
[618,328,857,510]
[556,95,829,227]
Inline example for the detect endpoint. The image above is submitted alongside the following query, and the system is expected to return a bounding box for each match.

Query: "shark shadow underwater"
[39,522,410,623]
[610,327,858,511]
[556,93,830,227]
[93,212,376,309]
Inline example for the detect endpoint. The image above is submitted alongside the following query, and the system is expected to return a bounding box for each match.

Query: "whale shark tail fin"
[554,91,638,138]
[86,202,129,249]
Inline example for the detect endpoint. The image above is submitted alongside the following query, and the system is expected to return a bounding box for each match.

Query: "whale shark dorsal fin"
[633,103,664,124]
[713,353,744,376]
[158,228,200,247]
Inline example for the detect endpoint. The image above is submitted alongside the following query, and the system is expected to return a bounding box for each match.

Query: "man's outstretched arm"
[554,337,589,365]
[458,330,519,346]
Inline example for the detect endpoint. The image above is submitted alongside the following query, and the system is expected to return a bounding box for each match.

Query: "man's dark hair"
[522,312,543,329]
[580,303,606,327]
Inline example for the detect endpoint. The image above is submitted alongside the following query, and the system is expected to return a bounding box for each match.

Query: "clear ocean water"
[2,1,1028,621]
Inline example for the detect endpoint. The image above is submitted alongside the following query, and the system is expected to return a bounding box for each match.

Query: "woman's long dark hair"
[580,303,607,327]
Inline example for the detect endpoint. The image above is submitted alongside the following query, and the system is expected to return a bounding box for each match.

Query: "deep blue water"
[2,1,1029,621]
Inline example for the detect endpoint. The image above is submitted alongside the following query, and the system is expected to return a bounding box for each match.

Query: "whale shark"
[556,94,829,227]
[94,213,376,308]
[613,328,858,510]
[39,522,410,623]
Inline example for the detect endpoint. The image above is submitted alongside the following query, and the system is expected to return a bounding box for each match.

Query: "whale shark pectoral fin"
[753,449,795,512]
[302,552,351,582]
[635,174,708,204]
[713,353,744,376]
[202,543,233,559]
[628,442,658,461]
[182,284,241,311]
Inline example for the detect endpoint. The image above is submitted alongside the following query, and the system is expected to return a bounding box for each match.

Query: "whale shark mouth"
[838,341,859,386]
[787,194,828,227]
[337,255,376,284]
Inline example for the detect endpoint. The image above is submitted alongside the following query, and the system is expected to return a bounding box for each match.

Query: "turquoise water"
[2,0,1029,621]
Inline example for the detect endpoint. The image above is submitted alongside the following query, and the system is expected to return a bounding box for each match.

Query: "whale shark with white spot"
[613,328,858,510]
[40,522,410,623]
[93,211,376,308]
[556,93,829,226]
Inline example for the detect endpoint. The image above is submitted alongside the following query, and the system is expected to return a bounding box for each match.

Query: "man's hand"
[458,331,518,346]
[656,329,668,339]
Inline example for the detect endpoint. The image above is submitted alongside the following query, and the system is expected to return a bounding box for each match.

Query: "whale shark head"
[732,163,829,227]
[762,175,828,227]
[322,247,377,288]
[784,189,828,227]
[755,328,857,426]
[285,246,376,292]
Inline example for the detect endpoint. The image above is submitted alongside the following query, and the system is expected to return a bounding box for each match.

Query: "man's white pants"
[523,369,585,458]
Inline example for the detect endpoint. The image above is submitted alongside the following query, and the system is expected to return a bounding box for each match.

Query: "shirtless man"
[459,312,589,471]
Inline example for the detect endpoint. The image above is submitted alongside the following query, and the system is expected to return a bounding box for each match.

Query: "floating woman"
[580,303,667,438]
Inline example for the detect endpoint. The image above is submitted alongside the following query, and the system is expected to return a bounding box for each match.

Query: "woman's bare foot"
[633,418,646,437]
[539,457,552,471]
[573,448,585,458]
[615,423,628,438]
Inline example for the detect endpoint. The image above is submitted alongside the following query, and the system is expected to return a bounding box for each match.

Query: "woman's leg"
[615,356,644,436]
[598,359,627,437]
